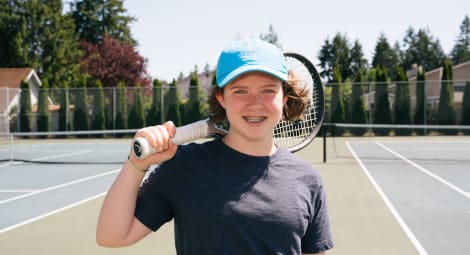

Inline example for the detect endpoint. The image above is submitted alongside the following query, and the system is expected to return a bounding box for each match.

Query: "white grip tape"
[172,120,209,145]
[132,120,209,159]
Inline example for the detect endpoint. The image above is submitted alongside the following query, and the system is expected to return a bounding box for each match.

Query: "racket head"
[275,53,325,152]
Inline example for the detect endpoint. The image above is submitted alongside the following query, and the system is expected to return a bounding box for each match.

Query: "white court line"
[346,142,429,255]
[0,190,40,193]
[0,168,119,205]
[376,142,470,200]
[0,150,92,168]
[0,192,107,234]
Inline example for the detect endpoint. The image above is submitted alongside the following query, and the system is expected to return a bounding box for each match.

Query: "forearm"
[96,160,146,246]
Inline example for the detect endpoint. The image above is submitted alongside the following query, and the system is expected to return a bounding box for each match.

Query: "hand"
[128,121,178,170]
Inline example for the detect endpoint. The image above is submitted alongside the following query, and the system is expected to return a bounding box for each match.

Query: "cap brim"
[217,65,288,88]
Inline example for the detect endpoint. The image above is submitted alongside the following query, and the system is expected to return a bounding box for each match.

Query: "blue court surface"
[346,138,470,255]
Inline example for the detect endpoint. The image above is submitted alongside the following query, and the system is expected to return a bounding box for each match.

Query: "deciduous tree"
[80,36,150,88]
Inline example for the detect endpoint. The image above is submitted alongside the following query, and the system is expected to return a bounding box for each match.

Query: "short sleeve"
[134,165,175,231]
[301,183,334,253]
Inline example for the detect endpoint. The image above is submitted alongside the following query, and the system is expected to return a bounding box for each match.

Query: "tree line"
[2,0,211,134]
[316,16,470,136]
[16,69,209,135]
[1,1,470,135]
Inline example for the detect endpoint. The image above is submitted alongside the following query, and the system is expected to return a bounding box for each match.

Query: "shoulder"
[273,148,324,188]
[152,138,220,172]
[173,138,220,161]
[276,148,321,175]
[144,140,218,188]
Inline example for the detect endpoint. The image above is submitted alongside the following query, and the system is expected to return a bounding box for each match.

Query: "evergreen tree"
[40,1,81,89]
[461,81,470,135]
[393,68,412,135]
[186,71,207,124]
[351,71,368,136]
[57,84,69,132]
[318,33,351,82]
[342,79,353,124]
[128,85,145,129]
[37,79,51,134]
[165,79,182,126]
[211,70,217,86]
[329,66,345,136]
[437,59,457,135]
[146,79,163,126]
[318,39,334,81]
[450,15,470,64]
[0,0,29,67]
[114,81,128,136]
[401,27,446,72]
[349,40,369,81]
[2,1,81,88]
[372,33,400,80]
[373,67,392,135]
[260,24,282,49]
[73,76,89,131]
[414,69,427,135]
[71,0,135,45]
[19,80,32,132]
[178,102,187,126]
[90,80,106,135]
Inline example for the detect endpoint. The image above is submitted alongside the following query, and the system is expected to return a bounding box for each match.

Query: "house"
[0,68,43,133]
[175,69,214,100]
[407,60,470,122]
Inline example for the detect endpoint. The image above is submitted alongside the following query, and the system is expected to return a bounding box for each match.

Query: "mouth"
[243,116,267,124]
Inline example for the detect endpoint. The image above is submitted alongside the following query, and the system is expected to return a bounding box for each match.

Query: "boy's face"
[216,72,287,141]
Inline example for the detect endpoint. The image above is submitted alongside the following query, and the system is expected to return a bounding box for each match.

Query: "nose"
[247,93,264,109]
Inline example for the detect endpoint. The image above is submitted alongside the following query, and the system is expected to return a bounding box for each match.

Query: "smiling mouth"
[243,116,267,124]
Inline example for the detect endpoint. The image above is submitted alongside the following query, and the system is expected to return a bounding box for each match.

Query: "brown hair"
[207,71,309,123]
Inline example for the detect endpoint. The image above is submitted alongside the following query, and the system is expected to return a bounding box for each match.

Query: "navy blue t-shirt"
[135,138,333,254]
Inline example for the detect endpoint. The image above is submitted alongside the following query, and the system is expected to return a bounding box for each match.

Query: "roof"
[0,68,41,88]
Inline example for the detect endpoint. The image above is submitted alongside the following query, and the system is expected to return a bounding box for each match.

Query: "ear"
[282,94,288,106]
[215,92,226,109]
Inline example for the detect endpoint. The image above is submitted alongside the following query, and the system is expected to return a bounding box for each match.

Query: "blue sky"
[123,0,470,82]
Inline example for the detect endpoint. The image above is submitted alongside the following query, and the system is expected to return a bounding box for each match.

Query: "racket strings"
[274,55,322,151]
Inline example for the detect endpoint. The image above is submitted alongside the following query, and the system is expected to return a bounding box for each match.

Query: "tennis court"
[0,135,468,254]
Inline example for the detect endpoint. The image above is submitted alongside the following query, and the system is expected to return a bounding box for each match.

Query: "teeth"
[245,117,265,123]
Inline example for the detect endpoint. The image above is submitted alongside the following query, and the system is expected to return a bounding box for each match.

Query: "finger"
[155,125,170,151]
[163,121,176,138]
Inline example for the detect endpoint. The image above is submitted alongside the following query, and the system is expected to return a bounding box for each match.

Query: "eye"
[262,88,276,94]
[233,89,248,95]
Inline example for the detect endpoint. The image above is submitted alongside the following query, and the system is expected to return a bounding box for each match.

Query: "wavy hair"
[207,71,309,123]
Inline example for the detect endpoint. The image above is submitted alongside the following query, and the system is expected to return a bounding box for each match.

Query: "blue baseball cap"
[215,39,288,88]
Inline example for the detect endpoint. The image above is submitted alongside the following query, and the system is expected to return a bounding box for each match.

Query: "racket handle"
[132,119,210,159]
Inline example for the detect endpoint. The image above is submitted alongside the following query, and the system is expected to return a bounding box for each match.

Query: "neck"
[222,134,276,156]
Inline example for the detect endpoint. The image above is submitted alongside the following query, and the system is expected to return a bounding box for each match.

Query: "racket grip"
[132,120,210,159]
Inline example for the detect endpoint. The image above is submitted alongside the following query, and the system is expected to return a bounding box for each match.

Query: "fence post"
[113,87,116,130]
[17,88,21,132]
[323,125,327,163]
[6,87,10,134]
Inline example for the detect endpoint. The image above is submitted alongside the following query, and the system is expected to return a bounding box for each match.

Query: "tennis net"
[322,123,470,163]
[0,129,137,164]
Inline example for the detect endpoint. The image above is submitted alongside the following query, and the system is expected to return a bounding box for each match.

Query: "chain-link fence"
[1,79,468,135]
[1,85,210,134]
[324,79,468,126]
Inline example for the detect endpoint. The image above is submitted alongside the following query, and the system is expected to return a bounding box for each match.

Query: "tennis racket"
[132,52,324,159]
